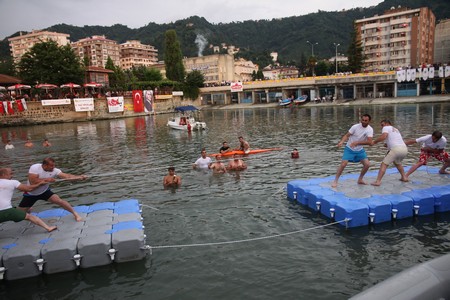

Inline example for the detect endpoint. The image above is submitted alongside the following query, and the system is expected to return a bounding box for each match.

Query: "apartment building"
[434,19,450,64]
[72,35,120,68]
[8,30,70,64]
[356,6,435,71]
[234,58,258,82]
[120,40,158,70]
[183,54,235,86]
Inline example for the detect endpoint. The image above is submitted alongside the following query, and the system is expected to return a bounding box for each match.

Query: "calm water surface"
[0,103,450,299]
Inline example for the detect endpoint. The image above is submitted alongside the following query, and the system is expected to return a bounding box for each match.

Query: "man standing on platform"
[332,114,373,188]
[18,157,87,222]
[371,120,408,186]
[404,131,450,179]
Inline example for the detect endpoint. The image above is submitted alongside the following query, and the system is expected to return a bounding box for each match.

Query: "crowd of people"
[5,138,52,150]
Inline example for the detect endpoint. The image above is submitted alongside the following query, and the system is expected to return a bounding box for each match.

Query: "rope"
[141,204,159,211]
[149,219,346,250]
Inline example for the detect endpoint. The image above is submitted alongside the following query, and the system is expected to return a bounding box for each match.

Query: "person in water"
[227,154,247,171]
[193,149,212,170]
[220,141,232,154]
[235,136,250,154]
[291,148,299,158]
[209,155,227,173]
[163,167,181,188]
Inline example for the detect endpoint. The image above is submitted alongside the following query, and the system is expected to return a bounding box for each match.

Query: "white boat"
[167,105,207,131]
[293,95,308,105]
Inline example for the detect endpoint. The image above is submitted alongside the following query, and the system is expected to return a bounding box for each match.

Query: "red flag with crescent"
[7,101,14,114]
[16,99,24,112]
[132,90,144,113]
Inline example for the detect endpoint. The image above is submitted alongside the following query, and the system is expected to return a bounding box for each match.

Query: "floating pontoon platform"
[287,167,450,228]
[0,199,149,280]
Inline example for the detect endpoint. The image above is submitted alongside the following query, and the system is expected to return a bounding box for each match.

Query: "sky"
[0,0,383,40]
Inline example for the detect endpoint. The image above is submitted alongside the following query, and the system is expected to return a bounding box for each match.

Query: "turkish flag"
[7,101,14,115]
[16,99,24,112]
[0,102,4,114]
[132,90,144,113]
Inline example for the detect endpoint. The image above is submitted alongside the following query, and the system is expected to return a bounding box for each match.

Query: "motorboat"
[278,98,293,107]
[167,105,207,131]
[293,95,308,105]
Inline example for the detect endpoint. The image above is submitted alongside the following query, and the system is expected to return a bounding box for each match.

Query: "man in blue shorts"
[332,114,374,188]
[0,168,56,232]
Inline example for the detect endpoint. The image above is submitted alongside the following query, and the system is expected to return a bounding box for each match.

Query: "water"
[0,103,450,299]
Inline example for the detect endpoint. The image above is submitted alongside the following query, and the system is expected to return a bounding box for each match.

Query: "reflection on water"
[0,102,450,299]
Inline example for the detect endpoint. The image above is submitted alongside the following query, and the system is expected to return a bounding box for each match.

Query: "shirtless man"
[163,167,181,188]
[24,139,34,148]
[42,139,51,147]
[235,136,250,154]
[209,155,227,173]
[227,154,247,171]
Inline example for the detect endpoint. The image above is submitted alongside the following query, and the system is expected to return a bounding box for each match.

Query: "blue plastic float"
[0,199,149,280]
[286,167,450,228]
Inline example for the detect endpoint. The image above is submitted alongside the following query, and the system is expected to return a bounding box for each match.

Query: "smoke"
[195,34,208,57]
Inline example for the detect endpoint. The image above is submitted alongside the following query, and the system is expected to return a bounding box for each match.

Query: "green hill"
[0,0,448,69]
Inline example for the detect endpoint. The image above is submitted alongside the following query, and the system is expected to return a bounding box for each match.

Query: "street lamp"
[306,40,318,57]
[334,43,340,73]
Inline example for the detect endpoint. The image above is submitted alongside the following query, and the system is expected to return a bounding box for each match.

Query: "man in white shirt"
[4,140,14,150]
[405,131,450,179]
[0,168,56,232]
[371,119,408,186]
[18,157,87,222]
[193,149,212,170]
[332,114,373,188]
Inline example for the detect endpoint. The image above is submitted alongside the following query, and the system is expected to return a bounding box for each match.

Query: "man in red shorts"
[405,130,450,180]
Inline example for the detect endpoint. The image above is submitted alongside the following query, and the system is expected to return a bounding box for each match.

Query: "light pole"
[306,41,318,76]
[306,40,318,57]
[334,43,340,73]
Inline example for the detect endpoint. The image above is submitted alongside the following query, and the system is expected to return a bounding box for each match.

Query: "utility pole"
[334,43,340,73]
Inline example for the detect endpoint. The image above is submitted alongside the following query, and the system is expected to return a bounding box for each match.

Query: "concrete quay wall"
[0,96,201,127]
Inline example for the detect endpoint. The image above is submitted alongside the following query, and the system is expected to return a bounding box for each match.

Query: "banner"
[2,101,7,115]
[143,90,153,113]
[406,69,411,82]
[446,66,450,77]
[0,101,4,114]
[439,66,444,78]
[132,90,144,113]
[422,68,429,80]
[410,69,416,81]
[230,81,243,92]
[42,99,71,106]
[428,66,434,79]
[74,98,94,112]
[107,96,124,113]
[16,99,24,112]
[7,101,14,114]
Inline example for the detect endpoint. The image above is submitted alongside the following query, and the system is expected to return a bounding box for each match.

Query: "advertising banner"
[230,81,243,92]
[74,98,95,112]
[41,99,71,106]
[107,96,124,113]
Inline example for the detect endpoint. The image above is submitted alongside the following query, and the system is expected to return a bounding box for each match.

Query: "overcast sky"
[0,0,383,40]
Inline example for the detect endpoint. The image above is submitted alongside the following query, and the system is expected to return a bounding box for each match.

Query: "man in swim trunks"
[18,157,87,222]
[404,131,450,179]
[227,154,247,171]
[209,155,227,173]
[371,119,408,186]
[163,167,181,188]
[235,136,250,154]
[0,168,56,232]
[332,114,373,188]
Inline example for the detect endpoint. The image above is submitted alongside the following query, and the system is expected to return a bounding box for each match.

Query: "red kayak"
[210,148,282,157]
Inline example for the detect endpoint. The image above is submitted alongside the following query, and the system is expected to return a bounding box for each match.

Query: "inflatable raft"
[0,199,149,280]
[286,166,450,228]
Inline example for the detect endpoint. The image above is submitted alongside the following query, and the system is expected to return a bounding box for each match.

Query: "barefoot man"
[332,114,373,188]
[404,130,450,179]
[0,168,57,232]
[18,157,87,222]
[371,119,408,186]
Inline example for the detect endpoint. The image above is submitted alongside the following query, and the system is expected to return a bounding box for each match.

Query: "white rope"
[141,204,159,211]
[150,219,346,250]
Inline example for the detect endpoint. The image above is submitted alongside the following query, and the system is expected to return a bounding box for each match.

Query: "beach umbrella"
[61,83,81,93]
[8,84,31,95]
[0,86,6,91]
[36,83,58,90]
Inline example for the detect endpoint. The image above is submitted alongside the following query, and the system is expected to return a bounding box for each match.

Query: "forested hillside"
[0,0,448,69]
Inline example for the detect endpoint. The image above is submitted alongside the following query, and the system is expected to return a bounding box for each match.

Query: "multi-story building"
[183,54,235,86]
[72,35,120,68]
[434,19,450,64]
[356,6,435,71]
[119,40,158,70]
[8,30,70,64]
[262,65,299,80]
[234,58,258,82]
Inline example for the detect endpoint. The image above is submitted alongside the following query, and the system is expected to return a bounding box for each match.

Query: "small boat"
[293,95,308,105]
[278,98,292,107]
[210,148,282,157]
[167,105,207,131]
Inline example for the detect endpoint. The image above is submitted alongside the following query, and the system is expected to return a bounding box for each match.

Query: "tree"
[130,65,163,81]
[17,41,84,85]
[347,22,364,73]
[0,57,15,76]
[164,30,185,82]
[183,70,204,99]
